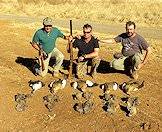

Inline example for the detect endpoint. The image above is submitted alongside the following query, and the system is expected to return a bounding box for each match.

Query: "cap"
[43,17,53,26]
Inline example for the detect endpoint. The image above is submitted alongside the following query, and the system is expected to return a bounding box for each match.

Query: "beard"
[127,32,135,37]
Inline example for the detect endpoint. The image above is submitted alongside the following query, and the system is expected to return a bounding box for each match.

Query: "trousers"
[110,53,144,71]
[39,48,64,77]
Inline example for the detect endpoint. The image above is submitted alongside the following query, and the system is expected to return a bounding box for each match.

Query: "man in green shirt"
[31,17,69,77]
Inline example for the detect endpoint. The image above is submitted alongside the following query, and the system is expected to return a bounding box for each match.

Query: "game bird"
[49,79,67,94]
[100,82,118,94]
[121,80,144,94]
[28,80,45,93]
[15,93,31,112]
[102,94,118,114]
[43,94,59,112]
[71,79,98,92]
[74,100,94,114]
[126,97,139,117]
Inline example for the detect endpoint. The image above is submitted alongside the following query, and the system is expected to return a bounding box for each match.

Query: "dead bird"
[82,92,93,101]
[102,94,118,114]
[43,94,59,112]
[71,79,98,92]
[74,102,84,114]
[72,92,83,101]
[15,93,27,103]
[49,79,67,94]
[15,93,31,112]
[74,100,94,114]
[121,80,144,94]
[83,100,94,114]
[72,91,93,102]
[28,80,45,93]
[100,82,118,94]
[126,97,139,117]
[102,93,116,102]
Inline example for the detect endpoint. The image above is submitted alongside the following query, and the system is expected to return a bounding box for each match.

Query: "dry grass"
[0,0,162,27]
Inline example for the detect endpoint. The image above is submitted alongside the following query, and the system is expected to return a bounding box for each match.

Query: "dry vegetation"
[0,0,162,27]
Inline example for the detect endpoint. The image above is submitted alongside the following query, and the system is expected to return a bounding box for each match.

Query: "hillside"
[0,0,162,27]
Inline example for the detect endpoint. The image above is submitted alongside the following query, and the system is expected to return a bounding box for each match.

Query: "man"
[31,17,69,77]
[100,21,151,79]
[70,24,100,79]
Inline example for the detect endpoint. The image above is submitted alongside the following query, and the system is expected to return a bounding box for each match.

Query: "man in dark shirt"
[100,21,151,79]
[71,24,100,78]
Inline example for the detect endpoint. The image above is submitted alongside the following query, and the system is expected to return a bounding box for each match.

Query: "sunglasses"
[44,25,52,27]
[83,31,91,34]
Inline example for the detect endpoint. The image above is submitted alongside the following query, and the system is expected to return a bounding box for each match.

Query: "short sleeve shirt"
[114,33,149,56]
[32,27,64,54]
[73,36,99,57]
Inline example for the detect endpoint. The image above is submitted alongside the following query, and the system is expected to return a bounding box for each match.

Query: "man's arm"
[142,47,151,64]
[84,48,99,59]
[78,48,99,62]
[99,38,116,44]
[138,47,151,69]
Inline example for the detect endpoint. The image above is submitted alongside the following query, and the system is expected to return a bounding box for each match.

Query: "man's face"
[83,27,92,39]
[44,25,52,33]
[126,24,135,37]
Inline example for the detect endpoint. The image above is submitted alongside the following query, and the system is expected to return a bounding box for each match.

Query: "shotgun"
[68,20,73,78]
[38,44,46,71]
[30,42,46,71]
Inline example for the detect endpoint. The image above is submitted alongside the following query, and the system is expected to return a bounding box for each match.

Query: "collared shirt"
[73,36,99,57]
[32,27,64,54]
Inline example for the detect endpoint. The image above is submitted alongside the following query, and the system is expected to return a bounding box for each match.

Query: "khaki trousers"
[77,57,100,78]
[39,48,64,77]
[110,53,144,71]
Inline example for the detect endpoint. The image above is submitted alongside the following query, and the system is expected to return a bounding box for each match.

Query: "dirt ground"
[0,20,162,132]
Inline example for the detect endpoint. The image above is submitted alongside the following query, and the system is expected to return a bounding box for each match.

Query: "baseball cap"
[43,17,53,26]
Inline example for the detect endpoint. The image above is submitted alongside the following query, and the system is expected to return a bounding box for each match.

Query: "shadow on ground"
[15,56,37,75]
[15,57,128,77]
[97,60,127,75]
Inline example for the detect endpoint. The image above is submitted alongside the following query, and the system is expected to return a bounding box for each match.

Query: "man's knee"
[57,53,64,61]
[92,57,100,66]
[111,59,125,71]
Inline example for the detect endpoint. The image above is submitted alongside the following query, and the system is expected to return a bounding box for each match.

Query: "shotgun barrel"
[69,20,73,78]
[30,42,45,71]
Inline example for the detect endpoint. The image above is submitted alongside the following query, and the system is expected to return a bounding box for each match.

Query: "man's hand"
[68,35,73,42]
[39,50,48,60]
[137,63,144,70]
[75,34,81,39]
[78,56,85,62]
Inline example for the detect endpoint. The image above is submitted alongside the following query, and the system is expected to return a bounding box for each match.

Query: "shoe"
[130,70,138,80]
[59,67,69,74]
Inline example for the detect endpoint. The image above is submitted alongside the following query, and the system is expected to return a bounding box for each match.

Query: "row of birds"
[15,78,144,116]
[28,78,144,95]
